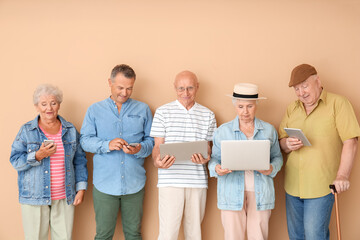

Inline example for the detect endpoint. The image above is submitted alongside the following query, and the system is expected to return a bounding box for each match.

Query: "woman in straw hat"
[208,83,283,240]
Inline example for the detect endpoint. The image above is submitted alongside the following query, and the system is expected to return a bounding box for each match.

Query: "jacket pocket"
[19,169,37,197]
[218,174,242,205]
[19,171,30,197]
[257,176,275,207]
[63,141,76,162]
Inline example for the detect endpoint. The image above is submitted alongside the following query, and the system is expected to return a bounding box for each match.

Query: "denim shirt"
[10,115,88,205]
[208,116,283,211]
[80,98,154,196]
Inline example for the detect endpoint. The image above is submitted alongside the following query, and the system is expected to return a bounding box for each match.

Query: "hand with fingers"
[191,153,210,164]
[258,164,273,176]
[215,164,232,176]
[285,137,304,151]
[331,175,350,194]
[154,155,175,169]
[109,138,128,151]
[35,142,57,161]
[73,190,85,206]
[123,143,141,155]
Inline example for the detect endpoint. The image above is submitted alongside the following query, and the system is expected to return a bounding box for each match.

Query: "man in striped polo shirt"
[150,70,217,240]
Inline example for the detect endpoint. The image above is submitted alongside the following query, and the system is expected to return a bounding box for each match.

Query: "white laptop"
[221,140,270,170]
[160,141,208,162]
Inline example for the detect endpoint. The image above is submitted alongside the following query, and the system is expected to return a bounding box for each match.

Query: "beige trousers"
[221,191,271,240]
[21,199,75,240]
[158,187,207,240]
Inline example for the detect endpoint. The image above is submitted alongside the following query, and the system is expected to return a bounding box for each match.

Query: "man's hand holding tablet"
[284,128,311,147]
[154,154,175,169]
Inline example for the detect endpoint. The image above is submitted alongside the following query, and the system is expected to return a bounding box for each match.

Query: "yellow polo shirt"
[279,90,360,198]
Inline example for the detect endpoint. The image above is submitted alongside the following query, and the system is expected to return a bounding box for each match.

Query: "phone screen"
[44,140,54,146]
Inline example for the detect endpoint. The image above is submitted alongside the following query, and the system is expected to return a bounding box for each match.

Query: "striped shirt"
[150,100,216,188]
[41,126,66,200]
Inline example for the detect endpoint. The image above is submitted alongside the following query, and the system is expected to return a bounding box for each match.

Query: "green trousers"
[93,186,145,240]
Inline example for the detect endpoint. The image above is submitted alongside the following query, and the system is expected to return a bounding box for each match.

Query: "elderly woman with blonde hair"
[10,84,88,240]
[208,83,283,240]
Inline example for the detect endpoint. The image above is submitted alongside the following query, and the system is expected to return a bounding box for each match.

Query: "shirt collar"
[295,88,327,109]
[318,89,327,104]
[29,115,70,130]
[232,116,264,132]
[175,100,197,112]
[107,96,131,108]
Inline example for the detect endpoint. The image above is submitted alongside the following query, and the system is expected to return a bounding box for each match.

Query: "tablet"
[221,140,270,170]
[160,141,208,162]
[284,128,311,146]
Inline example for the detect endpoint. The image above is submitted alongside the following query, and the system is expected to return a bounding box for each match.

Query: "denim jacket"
[10,115,88,205]
[208,116,283,211]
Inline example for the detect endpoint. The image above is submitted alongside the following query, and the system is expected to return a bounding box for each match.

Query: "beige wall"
[1,1,360,239]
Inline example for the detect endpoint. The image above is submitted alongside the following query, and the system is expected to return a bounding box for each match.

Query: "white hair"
[33,84,63,105]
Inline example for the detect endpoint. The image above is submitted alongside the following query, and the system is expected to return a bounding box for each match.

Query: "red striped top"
[41,126,66,200]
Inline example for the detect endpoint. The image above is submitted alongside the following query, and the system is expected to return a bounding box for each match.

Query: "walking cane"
[329,184,341,240]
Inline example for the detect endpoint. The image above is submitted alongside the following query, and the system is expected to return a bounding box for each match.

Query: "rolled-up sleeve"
[74,131,88,191]
[268,127,283,178]
[10,126,41,172]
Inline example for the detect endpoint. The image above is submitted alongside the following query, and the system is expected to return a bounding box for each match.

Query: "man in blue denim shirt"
[80,64,154,240]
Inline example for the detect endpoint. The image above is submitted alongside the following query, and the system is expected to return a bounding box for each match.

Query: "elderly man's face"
[234,100,257,123]
[293,75,322,109]
[108,73,135,105]
[35,95,60,121]
[174,74,199,109]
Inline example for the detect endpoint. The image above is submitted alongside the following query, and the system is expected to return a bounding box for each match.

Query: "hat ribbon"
[233,93,258,98]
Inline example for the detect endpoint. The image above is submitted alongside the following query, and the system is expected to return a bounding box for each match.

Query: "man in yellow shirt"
[279,63,360,240]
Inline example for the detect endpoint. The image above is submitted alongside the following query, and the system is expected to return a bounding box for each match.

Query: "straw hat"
[226,83,267,100]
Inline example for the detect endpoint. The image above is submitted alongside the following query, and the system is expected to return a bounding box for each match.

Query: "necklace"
[240,125,254,136]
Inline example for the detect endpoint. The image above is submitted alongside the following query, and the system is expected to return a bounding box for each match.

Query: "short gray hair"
[110,64,136,82]
[33,84,63,105]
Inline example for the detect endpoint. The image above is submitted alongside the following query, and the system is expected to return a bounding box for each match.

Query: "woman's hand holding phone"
[35,140,57,161]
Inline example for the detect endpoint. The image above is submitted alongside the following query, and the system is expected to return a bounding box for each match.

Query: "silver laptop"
[221,140,270,170]
[160,140,208,162]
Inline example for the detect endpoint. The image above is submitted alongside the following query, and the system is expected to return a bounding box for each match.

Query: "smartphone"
[127,143,139,147]
[44,140,54,146]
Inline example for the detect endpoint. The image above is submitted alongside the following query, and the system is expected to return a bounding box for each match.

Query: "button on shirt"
[80,98,154,195]
[150,100,216,188]
[208,116,283,211]
[279,90,360,198]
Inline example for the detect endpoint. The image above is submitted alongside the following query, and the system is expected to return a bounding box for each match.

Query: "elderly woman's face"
[234,99,257,122]
[35,95,60,121]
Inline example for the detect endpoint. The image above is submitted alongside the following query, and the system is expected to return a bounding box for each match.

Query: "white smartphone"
[44,140,54,146]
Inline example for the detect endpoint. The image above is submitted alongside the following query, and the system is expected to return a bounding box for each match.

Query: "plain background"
[1,0,360,239]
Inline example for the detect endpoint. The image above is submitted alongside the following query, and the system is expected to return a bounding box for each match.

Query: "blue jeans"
[286,192,334,240]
